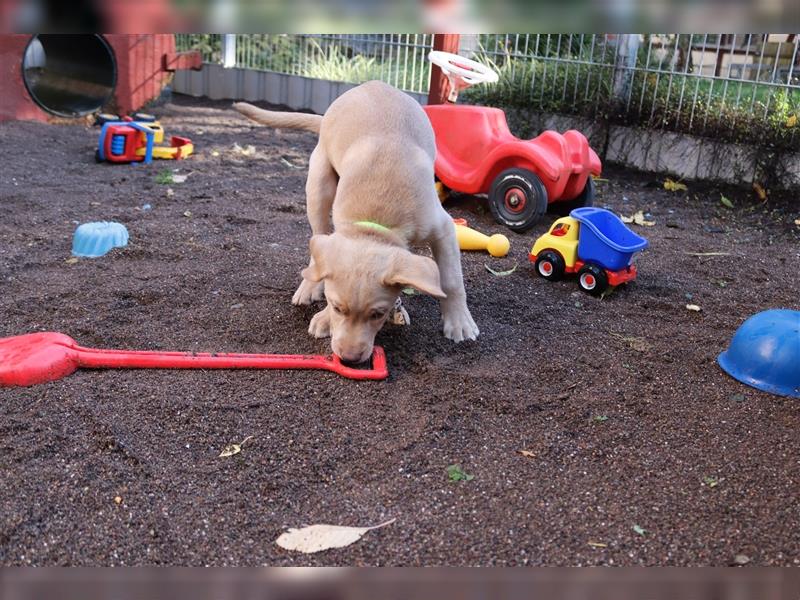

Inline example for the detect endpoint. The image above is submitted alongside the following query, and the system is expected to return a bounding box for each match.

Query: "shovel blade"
[0,332,80,387]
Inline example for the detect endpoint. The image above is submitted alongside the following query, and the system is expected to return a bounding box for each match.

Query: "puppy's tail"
[233,102,322,134]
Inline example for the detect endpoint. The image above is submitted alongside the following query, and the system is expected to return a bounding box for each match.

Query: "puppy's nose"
[338,348,370,364]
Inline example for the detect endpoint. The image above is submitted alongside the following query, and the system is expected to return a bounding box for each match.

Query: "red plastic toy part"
[0,332,388,387]
[423,104,601,201]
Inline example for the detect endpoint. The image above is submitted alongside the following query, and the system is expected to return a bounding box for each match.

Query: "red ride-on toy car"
[423,51,602,232]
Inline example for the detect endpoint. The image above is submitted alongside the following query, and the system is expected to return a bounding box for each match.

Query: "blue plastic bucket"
[72,221,129,257]
[718,309,800,398]
[571,207,649,271]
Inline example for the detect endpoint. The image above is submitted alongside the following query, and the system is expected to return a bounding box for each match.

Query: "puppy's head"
[303,233,445,363]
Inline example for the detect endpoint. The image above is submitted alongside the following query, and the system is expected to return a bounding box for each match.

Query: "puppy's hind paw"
[308,308,331,338]
[292,279,324,306]
[442,310,479,343]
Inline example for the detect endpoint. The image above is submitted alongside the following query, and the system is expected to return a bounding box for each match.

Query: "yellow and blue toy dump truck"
[529,207,648,296]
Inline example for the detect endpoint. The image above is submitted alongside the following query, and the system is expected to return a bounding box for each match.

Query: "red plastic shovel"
[0,332,388,387]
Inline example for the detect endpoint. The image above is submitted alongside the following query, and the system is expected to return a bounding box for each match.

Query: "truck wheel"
[578,263,609,296]
[132,112,157,122]
[535,250,565,281]
[94,113,119,126]
[553,177,595,216]
[489,168,548,233]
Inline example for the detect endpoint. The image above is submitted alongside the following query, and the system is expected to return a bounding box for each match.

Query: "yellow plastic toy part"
[136,122,165,144]
[135,141,194,160]
[530,216,580,267]
[454,223,510,257]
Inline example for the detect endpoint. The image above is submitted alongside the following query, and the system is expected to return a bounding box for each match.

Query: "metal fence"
[176,33,800,148]
[465,34,800,147]
[177,34,434,94]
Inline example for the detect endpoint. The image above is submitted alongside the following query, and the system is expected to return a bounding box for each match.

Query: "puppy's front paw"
[292,279,324,305]
[442,306,479,343]
[308,307,331,338]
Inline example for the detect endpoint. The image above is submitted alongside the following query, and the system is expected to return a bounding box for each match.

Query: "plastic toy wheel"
[553,177,595,216]
[577,263,609,296]
[535,250,565,281]
[94,113,119,126]
[488,168,548,232]
[132,112,157,122]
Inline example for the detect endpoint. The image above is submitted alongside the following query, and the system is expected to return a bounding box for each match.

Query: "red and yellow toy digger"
[95,114,193,165]
[423,51,601,232]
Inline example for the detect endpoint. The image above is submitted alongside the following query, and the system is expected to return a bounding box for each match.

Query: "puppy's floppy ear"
[301,234,331,282]
[384,250,446,299]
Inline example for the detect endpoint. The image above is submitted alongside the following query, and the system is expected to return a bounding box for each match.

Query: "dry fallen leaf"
[233,143,256,156]
[219,444,240,457]
[114,495,122,505]
[686,304,702,312]
[663,178,688,192]
[753,182,767,201]
[609,332,649,352]
[165,188,175,198]
[211,150,220,157]
[786,114,797,128]
[172,173,190,184]
[518,450,536,458]
[280,157,304,170]
[65,257,79,265]
[588,541,608,548]
[219,435,253,458]
[620,211,655,226]
[275,519,396,554]
[485,262,518,277]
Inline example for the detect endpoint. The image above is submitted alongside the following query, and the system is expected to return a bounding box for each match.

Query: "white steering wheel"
[428,50,499,95]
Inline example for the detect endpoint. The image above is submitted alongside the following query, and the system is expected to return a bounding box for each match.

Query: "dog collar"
[353,220,392,234]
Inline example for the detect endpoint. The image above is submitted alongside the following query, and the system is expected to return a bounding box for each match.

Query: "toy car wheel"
[577,263,609,296]
[94,113,119,126]
[488,168,548,232]
[535,250,565,281]
[553,177,596,216]
[132,112,157,122]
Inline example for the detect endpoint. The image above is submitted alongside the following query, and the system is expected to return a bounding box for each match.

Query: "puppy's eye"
[332,305,343,315]
[370,310,386,320]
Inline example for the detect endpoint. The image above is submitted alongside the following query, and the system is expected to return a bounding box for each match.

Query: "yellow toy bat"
[454,223,510,258]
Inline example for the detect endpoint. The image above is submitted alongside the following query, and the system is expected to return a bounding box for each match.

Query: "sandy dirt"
[0,95,799,566]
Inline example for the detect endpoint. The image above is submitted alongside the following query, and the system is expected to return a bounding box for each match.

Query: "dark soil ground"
[1,95,799,566]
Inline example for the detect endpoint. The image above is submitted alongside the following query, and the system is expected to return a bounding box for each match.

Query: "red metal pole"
[427,34,461,105]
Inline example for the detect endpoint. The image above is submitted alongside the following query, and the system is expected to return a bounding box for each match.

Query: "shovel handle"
[73,345,388,380]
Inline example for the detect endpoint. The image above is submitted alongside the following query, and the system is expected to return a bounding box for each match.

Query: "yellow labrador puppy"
[234,81,478,363]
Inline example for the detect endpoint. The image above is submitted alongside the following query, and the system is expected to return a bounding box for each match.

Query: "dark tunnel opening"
[23,34,116,117]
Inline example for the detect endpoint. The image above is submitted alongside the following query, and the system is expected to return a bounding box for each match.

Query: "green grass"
[155,170,173,185]
[177,34,430,93]
[301,42,431,92]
